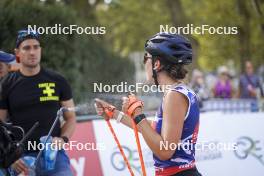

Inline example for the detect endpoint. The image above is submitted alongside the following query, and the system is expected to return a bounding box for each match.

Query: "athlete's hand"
[94,98,115,120]
[121,96,130,113]
[133,107,143,118]
[11,159,29,175]
[122,94,143,118]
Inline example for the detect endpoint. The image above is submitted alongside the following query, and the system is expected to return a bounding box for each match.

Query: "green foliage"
[0,0,134,102]
[0,0,263,103]
[95,0,264,72]
[95,0,171,56]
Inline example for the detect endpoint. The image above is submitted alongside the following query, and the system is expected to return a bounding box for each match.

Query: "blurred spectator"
[238,60,264,99]
[190,69,210,107]
[258,64,264,91]
[0,51,17,79]
[213,66,233,98]
[204,71,217,93]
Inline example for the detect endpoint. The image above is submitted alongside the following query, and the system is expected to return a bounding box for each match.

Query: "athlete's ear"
[153,59,161,71]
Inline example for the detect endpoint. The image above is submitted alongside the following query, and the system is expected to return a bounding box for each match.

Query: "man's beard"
[24,63,40,69]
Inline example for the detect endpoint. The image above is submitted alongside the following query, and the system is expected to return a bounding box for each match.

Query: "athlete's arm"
[94,98,152,130]
[112,110,152,131]
[135,91,188,160]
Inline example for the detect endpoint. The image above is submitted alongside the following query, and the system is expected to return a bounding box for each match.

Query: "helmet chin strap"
[152,59,159,86]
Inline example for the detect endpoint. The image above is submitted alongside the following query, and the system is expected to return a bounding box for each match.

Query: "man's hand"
[52,137,65,150]
[11,159,28,175]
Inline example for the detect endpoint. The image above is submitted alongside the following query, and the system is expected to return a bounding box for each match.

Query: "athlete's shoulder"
[171,84,198,99]
[171,84,190,94]
[0,71,21,86]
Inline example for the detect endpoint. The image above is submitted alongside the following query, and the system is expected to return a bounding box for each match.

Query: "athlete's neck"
[157,72,183,89]
[19,65,41,76]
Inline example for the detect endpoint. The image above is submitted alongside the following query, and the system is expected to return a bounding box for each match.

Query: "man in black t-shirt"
[0,30,76,176]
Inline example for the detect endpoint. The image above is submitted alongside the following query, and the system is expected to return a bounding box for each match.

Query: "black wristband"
[61,136,69,143]
[134,114,146,125]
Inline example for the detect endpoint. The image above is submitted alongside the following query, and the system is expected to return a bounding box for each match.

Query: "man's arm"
[60,99,76,139]
[0,109,7,122]
[52,99,76,148]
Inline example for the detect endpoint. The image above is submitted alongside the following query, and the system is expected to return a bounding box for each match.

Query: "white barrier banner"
[93,120,155,176]
[92,112,264,176]
[196,112,264,176]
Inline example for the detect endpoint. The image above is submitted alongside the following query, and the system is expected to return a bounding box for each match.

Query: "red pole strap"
[106,120,135,176]
[126,95,147,176]
[101,96,147,176]
[131,118,147,176]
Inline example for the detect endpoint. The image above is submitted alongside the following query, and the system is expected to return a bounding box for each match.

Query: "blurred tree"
[187,0,264,71]
[95,0,264,72]
[251,0,264,35]
[95,0,171,56]
[0,0,134,102]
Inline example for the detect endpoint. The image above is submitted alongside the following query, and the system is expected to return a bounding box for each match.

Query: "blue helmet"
[145,33,192,65]
[0,51,15,63]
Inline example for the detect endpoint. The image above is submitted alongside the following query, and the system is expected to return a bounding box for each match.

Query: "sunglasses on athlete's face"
[143,53,152,64]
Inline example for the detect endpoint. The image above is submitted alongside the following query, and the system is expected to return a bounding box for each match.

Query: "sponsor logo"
[234,136,264,166]
[38,82,59,101]
[110,145,153,174]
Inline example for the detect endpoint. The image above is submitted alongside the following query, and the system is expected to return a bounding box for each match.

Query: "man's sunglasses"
[16,30,40,48]
[17,30,39,39]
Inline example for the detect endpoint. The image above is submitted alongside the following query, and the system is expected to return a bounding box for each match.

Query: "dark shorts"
[171,167,202,176]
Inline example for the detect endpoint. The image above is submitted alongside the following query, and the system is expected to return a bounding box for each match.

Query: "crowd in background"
[1,50,264,113]
[190,60,264,101]
[1,50,263,101]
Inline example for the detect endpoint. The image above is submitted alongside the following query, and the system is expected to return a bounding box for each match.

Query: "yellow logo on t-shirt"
[38,83,59,101]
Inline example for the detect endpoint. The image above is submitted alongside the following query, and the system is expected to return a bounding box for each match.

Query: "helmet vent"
[169,44,181,50]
